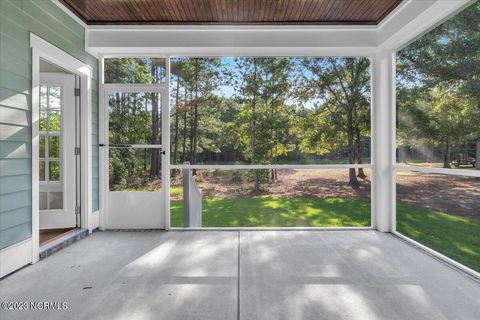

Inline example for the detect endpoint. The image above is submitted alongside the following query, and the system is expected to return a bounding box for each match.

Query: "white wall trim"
[0,239,32,278]
[30,33,95,265]
[30,34,92,78]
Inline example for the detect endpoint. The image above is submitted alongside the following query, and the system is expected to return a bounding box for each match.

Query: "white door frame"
[38,73,77,229]
[31,33,93,263]
[98,55,170,230]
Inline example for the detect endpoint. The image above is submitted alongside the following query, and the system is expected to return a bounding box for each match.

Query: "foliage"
[397,1,480,165]
[108,56,373,190]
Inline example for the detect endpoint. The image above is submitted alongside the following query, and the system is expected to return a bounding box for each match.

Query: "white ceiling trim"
[50,0,474,57]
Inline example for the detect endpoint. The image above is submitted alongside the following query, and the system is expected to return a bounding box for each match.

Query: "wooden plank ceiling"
[60,0,403,25]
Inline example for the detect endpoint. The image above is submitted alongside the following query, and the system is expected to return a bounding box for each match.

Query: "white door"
[39,73,77,229]
[104,90,166,229]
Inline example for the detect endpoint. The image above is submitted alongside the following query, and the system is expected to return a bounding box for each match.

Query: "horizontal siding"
[0,159,31,177]
[0,88,30,110]
[0,50,32,79]
[0,106,30,127]
[0,174,30,195]
[0,124,30,142]
[30,0,84,40]
[0,206,31,231]
[0,0,99,250]
[0,69,31,94]
[0,141,31,159]
[0,222,31,249]
[0,32,31,64]
[0,190,31,212]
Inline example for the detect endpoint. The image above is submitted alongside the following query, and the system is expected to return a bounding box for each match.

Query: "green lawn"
[171,196,371,227]
[171,196,480,272]
[397,203,480,272]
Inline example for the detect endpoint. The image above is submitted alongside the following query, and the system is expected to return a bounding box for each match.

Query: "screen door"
[104,91,166,228]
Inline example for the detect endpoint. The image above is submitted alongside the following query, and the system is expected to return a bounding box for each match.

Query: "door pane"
[49,136,60,158]
[48,86,62,109]
[104,58,166,84]
[39,83,67,212]
[39,161,46,181]
[109,148,161,191]
[40,136,46,158]
[108,92,162,145]
[49,192,63,210]
[49,109,61,131]
[108,91,163,192]
[39,192,48,210]
[40,110,48,132]
[49,161,60,181]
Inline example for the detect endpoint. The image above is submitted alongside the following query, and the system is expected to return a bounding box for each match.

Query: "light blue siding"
[0,0,99,249]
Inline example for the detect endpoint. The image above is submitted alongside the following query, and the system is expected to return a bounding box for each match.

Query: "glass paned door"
[39,73,77,229]
[105,91,166,229]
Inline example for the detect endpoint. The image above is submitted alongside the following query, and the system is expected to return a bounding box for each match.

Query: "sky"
[169,56,329,109]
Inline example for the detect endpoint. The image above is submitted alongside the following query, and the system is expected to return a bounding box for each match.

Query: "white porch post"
[371,50,396,232]
[162,57,171,230]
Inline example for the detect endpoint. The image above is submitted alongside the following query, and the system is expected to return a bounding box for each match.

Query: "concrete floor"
[0,231,479,320]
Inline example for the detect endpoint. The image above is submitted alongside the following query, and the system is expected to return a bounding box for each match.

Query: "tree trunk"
[188,95,194,164]
[251,58,260,192]
[443,138,451,168]
[476,139,480,169]
[355,131,366,179]
[150,59,160,178]
[476,102,480,170]
[172,76,180,173]
[192,59,200,175]
[347,111,359,188]
[182,87,188,163]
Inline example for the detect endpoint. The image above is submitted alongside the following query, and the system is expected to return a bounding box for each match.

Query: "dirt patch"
[171,169,371,200]
[171,168,479,219]
[396,171,480,218]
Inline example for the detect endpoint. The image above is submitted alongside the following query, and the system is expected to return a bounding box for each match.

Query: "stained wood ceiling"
[60,0,403,25]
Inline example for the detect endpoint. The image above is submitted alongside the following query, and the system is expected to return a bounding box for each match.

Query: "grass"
[171,196,371,227]
[171,195,479,272]
[397,203,480,272]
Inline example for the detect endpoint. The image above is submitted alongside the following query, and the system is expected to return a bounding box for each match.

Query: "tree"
[150,58,161,178]
[169,58,222,168]
[232,57,295,190]
[408,86,471,168]
[397,2,480,168]
[234,57,261,191]
[298,58,371,187]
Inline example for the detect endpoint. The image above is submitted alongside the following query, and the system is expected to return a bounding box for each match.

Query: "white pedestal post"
[371,50,396,232]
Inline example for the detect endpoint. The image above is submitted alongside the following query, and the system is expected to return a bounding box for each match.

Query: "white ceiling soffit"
[377,0,474,50]
[83,0,474,56]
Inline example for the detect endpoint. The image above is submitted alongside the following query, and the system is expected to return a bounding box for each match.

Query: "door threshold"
[39,228,89,260]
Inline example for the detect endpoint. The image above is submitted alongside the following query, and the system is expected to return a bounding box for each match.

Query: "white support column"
[162,57,171,230]
[371,50,396,232]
